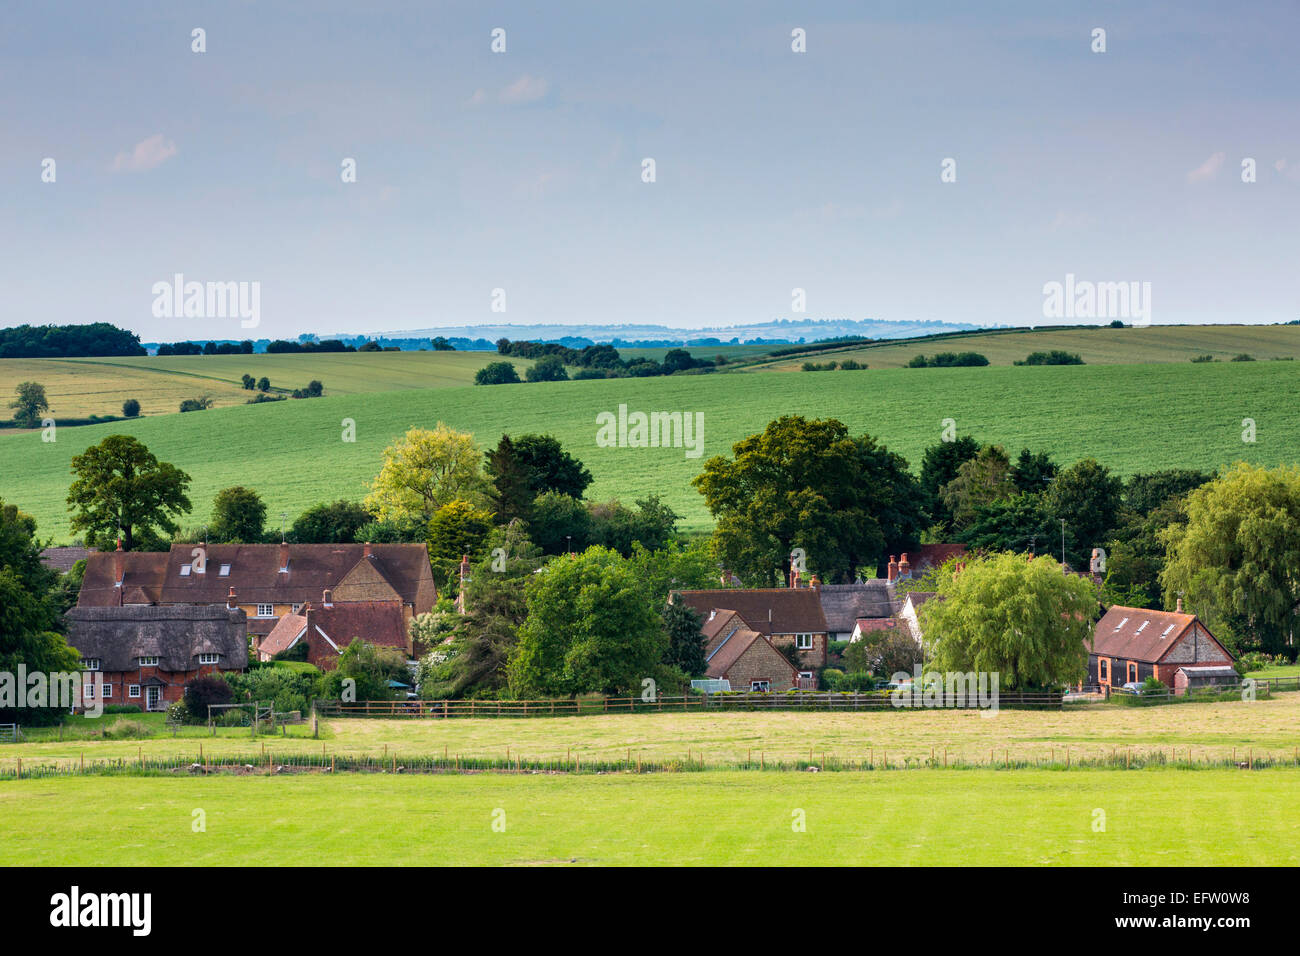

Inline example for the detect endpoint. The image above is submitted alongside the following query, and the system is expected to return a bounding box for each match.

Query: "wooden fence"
[0,724,18,743]
[315,689,1064,719]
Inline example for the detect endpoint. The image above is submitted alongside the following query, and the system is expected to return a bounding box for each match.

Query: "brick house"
[65,605,248,711]
[258,595,409,669]
[76,541,436,652]
[700,610,799,692]
[672,586,828,686]
[1089,601,1234,691]
[818,579,899,642]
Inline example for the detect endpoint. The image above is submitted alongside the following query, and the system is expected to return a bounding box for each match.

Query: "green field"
[4,359,1297,540]
[0,769,1295,865]
[754,324,1300,370]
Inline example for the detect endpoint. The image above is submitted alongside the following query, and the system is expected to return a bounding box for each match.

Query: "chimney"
[886,555,898,582]
[363,541,372,558]
[809,573,821,591]
[114,538,125,587]
[226,587,237,610]
[279,542,289,573]
[898,553,911,579]
[1176,597,1184,614]
[323,589,333,608]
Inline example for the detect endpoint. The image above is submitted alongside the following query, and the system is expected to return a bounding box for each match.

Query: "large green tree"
[693,416,922,584]
[1160,463,1300,653]
[922,552,1097,689]
[1046,458,1124,566]
[939,444,1016,529]
[209,486,267,543]
[290,500,372,543]
[9,381,49,428]
[364,424,483,529]
[0,501,80,725]
[513,434,593,499]
[918,435,980,527]
[426,498,494,589]
[67,435,192,551]
[662,601,707,677]
[509,547,666,697]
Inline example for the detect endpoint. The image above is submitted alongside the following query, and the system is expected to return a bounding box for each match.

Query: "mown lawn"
[5,694,1298,772]
[0,770,1295,866]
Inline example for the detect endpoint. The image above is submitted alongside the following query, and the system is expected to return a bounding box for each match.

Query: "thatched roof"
[818,581,899,633]
[65,605,248,672]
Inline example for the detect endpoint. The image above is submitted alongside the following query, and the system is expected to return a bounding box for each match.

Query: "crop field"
[3,359,1297,540]
[5,694,1298,772]
[0,769,1296,866]
[0,351,542,420]
[753,324,1300,370]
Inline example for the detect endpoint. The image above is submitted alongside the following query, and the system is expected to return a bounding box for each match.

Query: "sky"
[4,0,1299,341]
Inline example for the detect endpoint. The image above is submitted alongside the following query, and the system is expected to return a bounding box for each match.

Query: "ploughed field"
[3,359,1297,539]
[0,770,1296,865]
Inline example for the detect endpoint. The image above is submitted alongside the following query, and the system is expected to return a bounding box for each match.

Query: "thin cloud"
[112,133,177,172]
[467,75,548,108]
[1185,151,1225,185]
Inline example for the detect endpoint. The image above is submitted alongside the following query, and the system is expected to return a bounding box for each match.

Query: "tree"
[474,361,521,385]
[693,416,922,585]
[509,547,667,697]
[627,538,718,604]
[589,495,679,556]
[426,499,494,590]
[179,395,213,412]
[306,380,324,397]
[844,626,922,677]
[209,486,267,543]
[67,435,192,551]
[922,552,1097,689]
[319,639,407,701]
[1046,458,1124,565]
[957,493,1058,555]
[662,601,706,676]
[513,434,593,499]
[525,356,569,382]
[939,444,1016,529]
[484,435,536,524]
[364,424,483,527]
[1010,448,1057,494]
[183,675,232,720]
[918,436,980,525]
[122,398,141,418]
[290,500,372,543]
[1160,463,1300,653]
[257,377,270,392]
[1124,469,1213,515]
[9,381,49,428]
[0,500,80,725]
[241,374,256,390]
[1105,496,1189,608]
[527,491,593,555]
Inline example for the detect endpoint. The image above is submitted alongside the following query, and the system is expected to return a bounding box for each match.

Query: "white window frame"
[256,604,275,618]
[83,682,95,699]
[179,565,192,576]
[795,633,814,650]
[198,653,220,665]
[799,671,814,681]
[219,564,231,576]
[138,656,159,667]
[102,683,114,698]
[128,684,141,699]
[291,604,303,614]
[750,680,770,692]
[81,658,100,671]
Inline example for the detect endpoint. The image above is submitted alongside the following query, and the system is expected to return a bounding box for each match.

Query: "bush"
[183,675,232,720]
[908,352,989,368]
[102,703,142,715]
[103,718,150,739]
[1015,350,1084,366]
[166,700,190,724]
[801,361,838,371]
[838,359,867,370]
[178,395,214,412]
[122,399,141,417]
[525,355,569,382]
[1190,354,1215,363]
[246,393,285,404]
[475,361,521,385]
[573,368,610,380]
[1230,353,1255,362]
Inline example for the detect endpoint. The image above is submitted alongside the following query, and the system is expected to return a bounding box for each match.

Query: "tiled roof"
[1092,605,1200,663]
[40,546,94,573]
[260,613,307,658]
[673,588,827,636]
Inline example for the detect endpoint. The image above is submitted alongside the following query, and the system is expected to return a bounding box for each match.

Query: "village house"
[1089,601,1235,693]
[76,541,437,655]
[819,579,899,642]
[64,605,248,712]
[258,595,410,669]
[672,585,828,687]
[699,609,799,692]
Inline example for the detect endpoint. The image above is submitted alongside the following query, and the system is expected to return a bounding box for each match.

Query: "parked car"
[1118,681,1146,694]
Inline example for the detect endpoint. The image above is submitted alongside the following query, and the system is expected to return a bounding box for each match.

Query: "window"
[138,656,159,667]
[198,653,220,665]
[81,658,100,671]
[1127,662,1138,683]
[83,683,95,700]
[1099,659,1109,682]
[291,604,304,614]
[128,684,141,699]
[750,680,770,692]
[179,565,191,576]
[219,564,231,576]
[101,684,113,698]
[795,633,813,650]
[256,604,275,618]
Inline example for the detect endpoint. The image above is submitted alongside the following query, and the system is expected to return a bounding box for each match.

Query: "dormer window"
[138,656,159,667]
[198,653,220,665]
[180,565,191,576]
[219,564,231,576]
[81,658,101,670]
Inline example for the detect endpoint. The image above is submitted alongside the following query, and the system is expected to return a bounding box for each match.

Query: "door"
[146,686,161,711]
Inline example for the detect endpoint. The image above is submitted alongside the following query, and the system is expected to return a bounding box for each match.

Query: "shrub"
[183,675,232,721]
[246,393,285,404]
[166,700,189,724]
[801,361,838,371]
[102,703,142,715]
[122,398,141,417]
[1230,353,1255,362]
[103,718,150,739]
[573,368,609,380]
[909,352,989,368]
[257,377,271,391]
[1015,351,1084,366]
[838,359,867,370]
[525,356,569,382]
[475,361,521,385]
[178,395,214,412]
[1190,354,1215,363]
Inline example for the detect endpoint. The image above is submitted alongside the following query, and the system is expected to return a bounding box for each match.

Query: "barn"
[1089,601,1234,692]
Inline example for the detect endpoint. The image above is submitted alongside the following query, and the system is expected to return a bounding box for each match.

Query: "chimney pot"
[279,541,290,573]
[887,555,899,582]
[1176,597,1184,613]
[226,586,237,610]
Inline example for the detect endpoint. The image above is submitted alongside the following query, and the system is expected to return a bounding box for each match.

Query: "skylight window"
[1161,624,1176,637]
[1136,621,1149,633]
[179,565,191,576]
[219,564,231,576]
[1113,617,1129,630]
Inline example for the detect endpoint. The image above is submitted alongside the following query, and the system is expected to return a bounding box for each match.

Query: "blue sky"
[4,0,1298,340]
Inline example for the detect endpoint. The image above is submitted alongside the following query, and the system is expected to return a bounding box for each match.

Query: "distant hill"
[332,317,989,347]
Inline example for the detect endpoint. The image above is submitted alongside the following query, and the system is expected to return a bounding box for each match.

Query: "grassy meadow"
[1,769,1296,865]
[3,358,1297,540]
